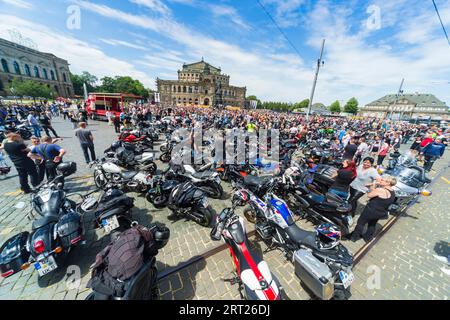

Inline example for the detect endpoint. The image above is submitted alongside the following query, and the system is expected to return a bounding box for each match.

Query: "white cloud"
[99,38,149,51]
[129,0,171,16]
[1,0,33,9]
[208,4,251,30]
[0,15,155,88]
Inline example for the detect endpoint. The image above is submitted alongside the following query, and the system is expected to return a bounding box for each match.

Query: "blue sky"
[0,0,449,106]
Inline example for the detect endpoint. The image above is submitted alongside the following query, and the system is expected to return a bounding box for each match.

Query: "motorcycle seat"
[243,175,271,187]
[191,171,214,179]
[325,192,346,204]
[122,171,138,180]
[285,224,316,247]
[32,215,59,230]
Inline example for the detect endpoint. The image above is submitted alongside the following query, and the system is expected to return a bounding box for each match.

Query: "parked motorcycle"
[91,158,154,193]
[167,181,215,227]
[165,163,224,199]
[0,163,83,279]
[234,187,354,300]
[210,201,282,300]
[105,141,157,174]
[85,222,170,300]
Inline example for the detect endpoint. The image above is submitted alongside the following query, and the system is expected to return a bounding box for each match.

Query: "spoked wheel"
[243,205,256,224]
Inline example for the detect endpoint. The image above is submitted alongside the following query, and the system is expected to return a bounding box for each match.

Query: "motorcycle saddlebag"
[0,232,30,278]
[56,211,83,248]
[294,249,334,300]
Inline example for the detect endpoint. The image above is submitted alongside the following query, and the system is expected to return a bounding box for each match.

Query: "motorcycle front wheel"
[94,170,108,189]
[193,206,214,227]
[243,205,256,224]
[159,152,171,163]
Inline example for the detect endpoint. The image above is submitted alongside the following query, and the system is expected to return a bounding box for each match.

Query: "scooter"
[210,201,282,300]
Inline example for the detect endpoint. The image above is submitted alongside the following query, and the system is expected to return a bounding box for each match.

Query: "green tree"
[329,100,341,113]
[98,76,149,98]
[344,97,359,114]
[295,99,310,109]
[70,71,98,96]
[247,95,262,108]
[8,79,57,101]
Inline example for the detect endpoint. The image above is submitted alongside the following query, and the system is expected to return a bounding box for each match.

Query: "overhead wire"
[432,0,450,46]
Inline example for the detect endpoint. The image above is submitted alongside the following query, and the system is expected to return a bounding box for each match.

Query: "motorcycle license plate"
[34,256,58,276]
[102,215,120,234]
[339,270,354,289]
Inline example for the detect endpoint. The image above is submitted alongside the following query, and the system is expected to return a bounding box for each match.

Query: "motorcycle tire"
[199,183,223,199]
[332,287,351,300]
[243,205,256,224]
[160,145,168,152]
[194,206,214,227]
[159,152,171,163]
[152,195,168,209]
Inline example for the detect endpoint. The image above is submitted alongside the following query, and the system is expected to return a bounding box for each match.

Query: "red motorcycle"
[210,197,282,300]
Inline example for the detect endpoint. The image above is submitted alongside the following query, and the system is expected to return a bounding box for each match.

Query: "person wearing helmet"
[350,175,396,242]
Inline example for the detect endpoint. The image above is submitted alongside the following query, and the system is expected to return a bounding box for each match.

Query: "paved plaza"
[0,117,448,300]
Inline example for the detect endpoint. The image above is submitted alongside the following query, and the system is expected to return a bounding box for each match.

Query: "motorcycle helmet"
[110,141,121,151]
[57,162,77,177]
[151,222,170,249]
[316,223,341,250]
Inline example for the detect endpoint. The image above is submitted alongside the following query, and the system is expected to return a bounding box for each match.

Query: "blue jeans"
[329,188,349,200]
[32,125,41,137]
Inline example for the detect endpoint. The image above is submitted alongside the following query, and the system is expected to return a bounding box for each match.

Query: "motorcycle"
[167,181,215,227]
[234,186,354,300]
[380,165,432,213]
[210,201,282,300]
[0,152,11,176]
[165,163,224,199]
[0,163,83,279]
[91,158,154,193]
[79,185,136,236]
[105,141,157,174]
[85,222,170,300]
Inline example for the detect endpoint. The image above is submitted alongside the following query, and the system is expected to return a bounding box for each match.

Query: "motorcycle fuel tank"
[102,162,122,174]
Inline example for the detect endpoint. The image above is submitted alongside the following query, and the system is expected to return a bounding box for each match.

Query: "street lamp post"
[307,39,326,120]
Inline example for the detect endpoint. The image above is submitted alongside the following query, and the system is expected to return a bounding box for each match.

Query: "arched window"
[178,97,181,103]
[183,97,187,104]
[189,98,192,104]
[54,85,59,95]
[0,79,3,91]
[50,70,56,80]
[183,86,186,93]
[34,66,40,78]
[43,68,48,79]
[63,73,67,82]
[188,86,192,93]
[13,61,21,74]
[195,98,199,105]
[178,86,181,93]
[1,59,9,73]
[25,64,31,77]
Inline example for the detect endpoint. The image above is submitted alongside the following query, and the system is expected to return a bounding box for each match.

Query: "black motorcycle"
[0,163,83,280]
[85,222,170,300]
[167,181,215,227]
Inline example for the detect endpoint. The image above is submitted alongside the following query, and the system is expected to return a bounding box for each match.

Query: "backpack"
[87,224,157,297]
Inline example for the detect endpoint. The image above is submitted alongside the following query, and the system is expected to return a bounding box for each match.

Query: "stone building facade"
[359,93,449,120]
[0,38,74,98]
[157,59,246,108]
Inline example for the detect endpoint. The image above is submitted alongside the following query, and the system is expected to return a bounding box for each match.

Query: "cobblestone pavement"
[0,117,448,300]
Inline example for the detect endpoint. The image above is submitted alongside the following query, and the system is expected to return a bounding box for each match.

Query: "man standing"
[422,138,445,172]
[75,122,96,164]
[38,112,59,138]
[2,133,39,193]
[29,136,66,181]
[27,112,41,138]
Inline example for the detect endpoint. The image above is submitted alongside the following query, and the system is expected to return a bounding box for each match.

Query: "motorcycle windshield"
[389,167,423,188]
